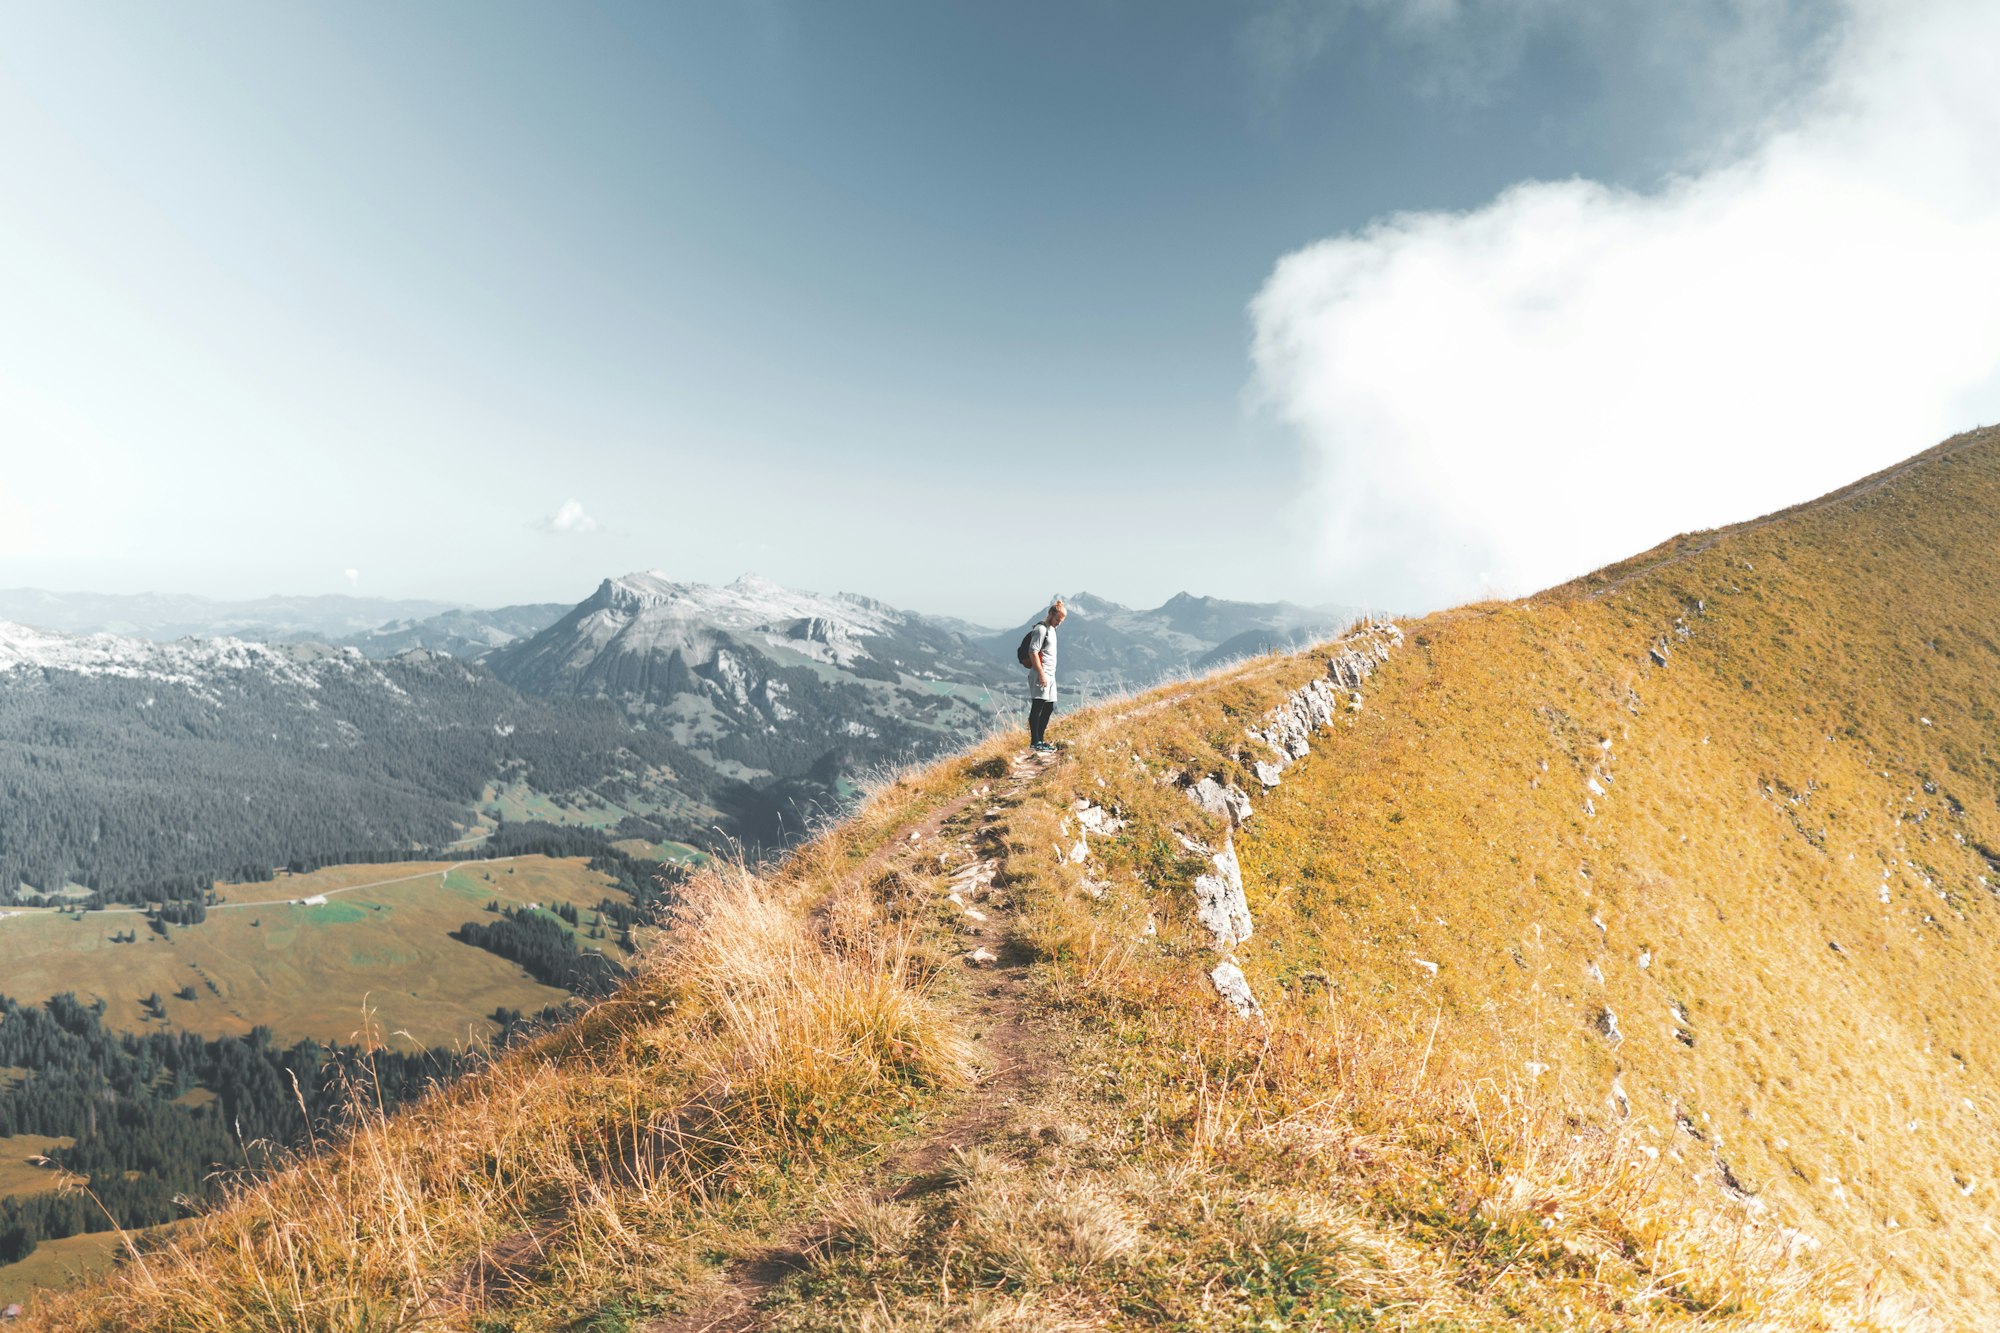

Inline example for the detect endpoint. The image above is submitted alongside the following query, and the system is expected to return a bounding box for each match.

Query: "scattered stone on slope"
[1193,833,1253,951]
[1210,960,1262,1017]
[1187,776,1253,827]
[1595,1008,1625,1045]
[1075,802,1124,835]
[951,858,998,890]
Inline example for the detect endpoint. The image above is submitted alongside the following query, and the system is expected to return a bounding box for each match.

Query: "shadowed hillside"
[16,427,2000,1330]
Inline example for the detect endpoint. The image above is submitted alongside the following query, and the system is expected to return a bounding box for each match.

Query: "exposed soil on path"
[648,747,1061,1333]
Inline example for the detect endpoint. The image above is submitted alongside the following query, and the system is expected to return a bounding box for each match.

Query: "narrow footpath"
[651,745,1059,1333]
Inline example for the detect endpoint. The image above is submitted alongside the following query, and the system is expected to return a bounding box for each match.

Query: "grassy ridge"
[17,428,2000,1329]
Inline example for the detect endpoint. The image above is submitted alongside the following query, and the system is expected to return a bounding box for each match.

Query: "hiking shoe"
[1031,741,1056,752]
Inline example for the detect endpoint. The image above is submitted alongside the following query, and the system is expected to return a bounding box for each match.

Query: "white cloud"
[343,568,359,587]
[1250,0,2000,610]
[537,499,600,535]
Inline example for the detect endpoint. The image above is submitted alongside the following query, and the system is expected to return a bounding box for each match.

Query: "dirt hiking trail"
[650,744,1062,1333]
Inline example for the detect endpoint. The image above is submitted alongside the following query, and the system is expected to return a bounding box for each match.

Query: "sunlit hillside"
[18,426,2000,1330]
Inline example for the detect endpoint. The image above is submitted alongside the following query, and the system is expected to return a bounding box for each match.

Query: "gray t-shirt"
[1026,623,1058,702]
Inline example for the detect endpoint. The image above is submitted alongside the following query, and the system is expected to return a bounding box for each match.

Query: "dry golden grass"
[22,427,2000,1329]
[16,749,999,1331]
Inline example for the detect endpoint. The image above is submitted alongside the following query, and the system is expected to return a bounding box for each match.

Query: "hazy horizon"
[0,567,1371,632]
[8,2,1999,623]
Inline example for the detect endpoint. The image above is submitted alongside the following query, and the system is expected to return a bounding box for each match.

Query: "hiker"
[1019,597,1066,752]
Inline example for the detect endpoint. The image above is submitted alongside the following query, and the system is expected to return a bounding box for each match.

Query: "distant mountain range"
[4,580,1357,685]
[333,604,572,660]
[0,588,462,641]
[0,574,1359,894]
[984,591,1355,692]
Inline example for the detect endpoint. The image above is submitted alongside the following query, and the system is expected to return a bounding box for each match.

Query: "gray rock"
[1210,960,1262,1017]
[1188,777,1253,827]
[1193,833,1253,949]
[1326,622,1404,690]
[1076,803,1125,835]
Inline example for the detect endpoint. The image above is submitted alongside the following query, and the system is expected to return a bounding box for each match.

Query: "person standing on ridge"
[1021,597,1066,752]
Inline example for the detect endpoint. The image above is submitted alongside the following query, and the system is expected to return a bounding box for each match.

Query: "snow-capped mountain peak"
[586,571,897,639]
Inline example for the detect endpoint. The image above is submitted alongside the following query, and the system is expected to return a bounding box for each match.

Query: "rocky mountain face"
[983,590,1357,695]
[488,574,1014,816]
[0,588,460,641]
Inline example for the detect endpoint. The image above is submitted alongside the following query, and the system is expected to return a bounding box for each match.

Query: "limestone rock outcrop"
[1247,621,1403,788]
[1187,776,1253,827]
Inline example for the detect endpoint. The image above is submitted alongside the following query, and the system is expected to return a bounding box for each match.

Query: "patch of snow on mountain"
[0,620,387,699]
[600,572,897,639]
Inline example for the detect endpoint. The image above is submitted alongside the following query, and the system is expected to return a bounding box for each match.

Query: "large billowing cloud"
[1251,0,2000,609]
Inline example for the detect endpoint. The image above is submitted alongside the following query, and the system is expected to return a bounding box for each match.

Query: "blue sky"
[16,1,1993,624]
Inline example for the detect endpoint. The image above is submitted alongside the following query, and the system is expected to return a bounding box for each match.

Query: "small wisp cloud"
[1251,0,2000,610]
[537,499,601,536]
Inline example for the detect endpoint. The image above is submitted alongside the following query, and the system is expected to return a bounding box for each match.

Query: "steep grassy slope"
[1225,428,2000,1320]
[18,427,2000,1330]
